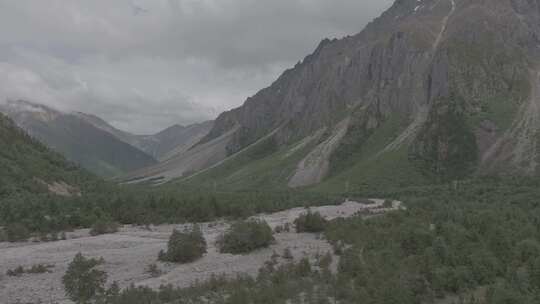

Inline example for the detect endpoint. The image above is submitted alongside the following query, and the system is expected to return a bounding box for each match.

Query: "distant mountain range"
[0,100,213,178]
[124,0,540,192]
[74,112,213,161]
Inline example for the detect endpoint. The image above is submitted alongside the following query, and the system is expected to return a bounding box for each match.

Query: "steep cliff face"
[414,0,539,179]
[203,0,451,149]
[135,0,540,189]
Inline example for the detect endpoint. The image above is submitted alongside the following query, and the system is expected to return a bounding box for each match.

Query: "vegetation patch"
[294,211,328,233]
[62,253,108,304]
[329,110,406,178]
[6,264,54,276]
[182,135,317,191]
[158,225,207,264]
[89,219,120,236]
[145,263,163,278]
[218,220,275,254]
[316,145,428,194]
[411,94,478,181]
[3,223,30,242]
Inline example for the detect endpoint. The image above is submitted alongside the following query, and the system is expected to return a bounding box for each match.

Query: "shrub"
[7,264,55,276]
[284,223,291,232]
[294,211,328,233]
[218,219,274,254]
[27,264,53,274]
[159,225,207,264]
[295,257,312,277]
[90,219,119,236]
[283,248,294,260]
[318,252,333,270]
[6,266,25,277]
[146,263,162,278]
[0,228,6,242]
[274,223,291,234]
[5,223,30,242]
[62,253,107,304]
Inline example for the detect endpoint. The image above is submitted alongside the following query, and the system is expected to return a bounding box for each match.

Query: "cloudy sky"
[0,0,392,134]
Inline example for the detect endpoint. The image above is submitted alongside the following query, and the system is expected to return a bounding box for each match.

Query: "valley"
[3,0,540,303]
[0,199,403,304]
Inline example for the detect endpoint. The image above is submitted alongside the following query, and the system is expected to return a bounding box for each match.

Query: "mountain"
[74,112,214,161]
[0,100,158,177]
[146,122,216,160]
[127,0,540,191]
[0,112,96,198]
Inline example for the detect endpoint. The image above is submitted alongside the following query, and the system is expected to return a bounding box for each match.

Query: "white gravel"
[0,199,403,304]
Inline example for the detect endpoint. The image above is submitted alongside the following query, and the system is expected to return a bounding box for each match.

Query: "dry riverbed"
[0,199,404,304]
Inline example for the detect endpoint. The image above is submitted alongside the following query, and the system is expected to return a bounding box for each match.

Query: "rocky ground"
[0,199,403,304]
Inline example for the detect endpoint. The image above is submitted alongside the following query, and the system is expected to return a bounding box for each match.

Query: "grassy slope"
[315,113,429,194]
[176,112,429,193]
[174,37,530,195]
[33,115,158,177]
[180,135,318,191]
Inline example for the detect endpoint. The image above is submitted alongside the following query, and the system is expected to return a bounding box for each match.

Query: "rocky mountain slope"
[0,100,158,177]
[74,112,214,161]
[127,0,540,191]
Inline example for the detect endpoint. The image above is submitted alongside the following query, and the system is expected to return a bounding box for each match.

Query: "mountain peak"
[132,0,540,189]
[0,100,61,123]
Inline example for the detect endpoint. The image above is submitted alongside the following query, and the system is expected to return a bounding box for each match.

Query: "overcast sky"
[0,0,392,134]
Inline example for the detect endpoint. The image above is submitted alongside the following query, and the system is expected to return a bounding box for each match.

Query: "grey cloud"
[0,0,392,133]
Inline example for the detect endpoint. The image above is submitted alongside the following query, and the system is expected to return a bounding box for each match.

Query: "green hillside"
[181,135,318,191]
[0,113,97,198]
[0,113,331,237]
[0,113,110,237]
[21,114,158,177]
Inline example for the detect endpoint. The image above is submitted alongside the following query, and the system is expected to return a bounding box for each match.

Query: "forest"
[43,176,540,304]
[4,111,540,303]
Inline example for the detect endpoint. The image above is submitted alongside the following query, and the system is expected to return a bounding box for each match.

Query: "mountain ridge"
[0,112,97,198]
[180,0,540,192]
[123,0,458,186]
[0,100,158,177]
[102,0,540,191]
[73,112,214,161]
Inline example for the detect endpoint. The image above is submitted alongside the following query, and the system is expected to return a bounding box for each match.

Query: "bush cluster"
[62,253,107,304]
[159,225,207,264]
[218,219,274,254]
[294,211,327,233]
[90,219,119,236]
[146,263,162,277]
[4,223,30,242]
[7,264,54,276]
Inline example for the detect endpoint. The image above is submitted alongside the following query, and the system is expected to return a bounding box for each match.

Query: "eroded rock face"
[128,0,540,186]
[202,0,446,149]
[190,0,540,184]
[35,179,82,197]
[289,119,350,188]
